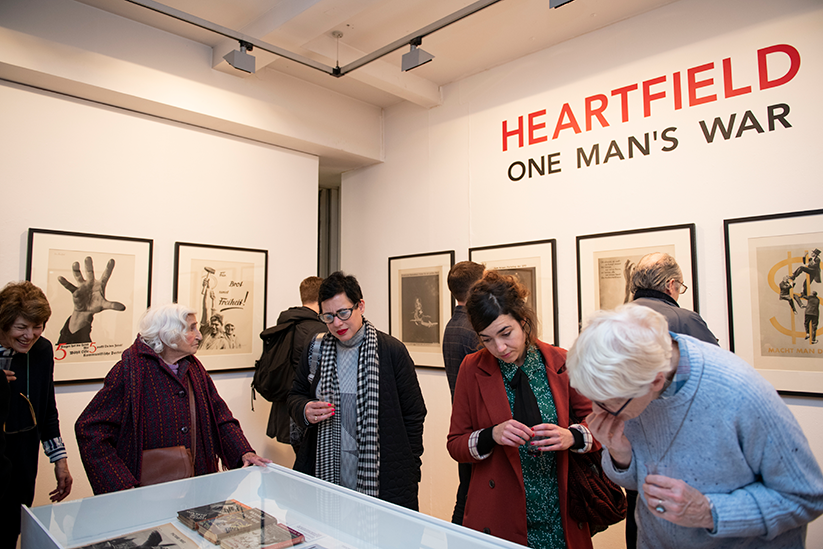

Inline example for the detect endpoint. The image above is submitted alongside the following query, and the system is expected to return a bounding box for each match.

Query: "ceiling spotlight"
[401,38,434,72]
[224,41,256,74]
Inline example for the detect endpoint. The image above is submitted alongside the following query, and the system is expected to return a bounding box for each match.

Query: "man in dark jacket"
[624,251,719,549]
[266,277,327,445]
[630,252,718,344]
[442,260,483,524]
[287,271,426,510]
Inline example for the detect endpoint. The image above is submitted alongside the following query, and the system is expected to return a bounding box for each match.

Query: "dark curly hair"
[318,271,363,306]
[0,281,52,332]
[465,270,538,347]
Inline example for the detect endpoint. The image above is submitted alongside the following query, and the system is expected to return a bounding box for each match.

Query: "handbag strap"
[188,377,197,464]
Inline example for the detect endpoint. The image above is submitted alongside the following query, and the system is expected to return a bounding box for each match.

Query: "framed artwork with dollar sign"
[725,209,823,396]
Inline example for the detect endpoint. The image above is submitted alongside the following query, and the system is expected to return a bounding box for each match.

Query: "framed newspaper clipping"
[725,209,823,396]
[388,251,454,368]
[577,224,697,329]
[470,239,558,346]
[174,242,267,372]
[26,228,153,382]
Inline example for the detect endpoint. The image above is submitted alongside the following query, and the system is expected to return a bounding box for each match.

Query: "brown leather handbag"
[140,379,197,487]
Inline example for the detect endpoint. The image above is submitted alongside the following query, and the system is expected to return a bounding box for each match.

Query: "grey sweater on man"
[604,333,823,548]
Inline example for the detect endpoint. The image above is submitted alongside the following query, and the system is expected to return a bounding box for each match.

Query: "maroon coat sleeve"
[75,361,139,494]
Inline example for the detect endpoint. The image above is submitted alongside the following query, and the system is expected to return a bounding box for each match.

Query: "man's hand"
[49,458,73,502]
[492,419,533,448]
[643,474,714,529]
[586,411,633,468]
[57,257,126,334]
[241,452,272,468]
[3,369,15,383]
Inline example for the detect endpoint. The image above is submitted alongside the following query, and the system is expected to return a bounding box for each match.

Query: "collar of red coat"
[474,339,567,376]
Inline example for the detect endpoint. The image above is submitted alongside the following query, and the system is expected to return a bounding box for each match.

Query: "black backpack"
[251,321,300,402]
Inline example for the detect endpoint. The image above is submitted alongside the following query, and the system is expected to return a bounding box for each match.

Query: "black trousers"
[625,489,638,549]
[0,430,39,549]
[451,462,472,525]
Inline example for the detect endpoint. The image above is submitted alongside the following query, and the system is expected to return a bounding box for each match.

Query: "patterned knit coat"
[75,337,254,494]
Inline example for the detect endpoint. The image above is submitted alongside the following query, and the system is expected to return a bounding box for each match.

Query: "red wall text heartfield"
[499,43,801,180]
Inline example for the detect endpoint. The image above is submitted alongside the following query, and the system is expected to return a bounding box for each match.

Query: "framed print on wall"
[389,251,455,368]
[577,224,697,328]
[725,209,823,396]
[174,242,267,372]
[26,228,153,382]
[469,239,558,346]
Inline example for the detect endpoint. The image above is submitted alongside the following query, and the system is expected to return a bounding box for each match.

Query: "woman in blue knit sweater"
[567,304,823,549]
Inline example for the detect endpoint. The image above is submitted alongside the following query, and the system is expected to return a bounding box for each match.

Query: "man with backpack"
[257,277,326,452]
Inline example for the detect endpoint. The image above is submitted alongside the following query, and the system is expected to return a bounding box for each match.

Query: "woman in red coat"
[447,271,595,549]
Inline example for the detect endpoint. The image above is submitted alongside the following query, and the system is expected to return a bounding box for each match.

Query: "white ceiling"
[74,0,679,110]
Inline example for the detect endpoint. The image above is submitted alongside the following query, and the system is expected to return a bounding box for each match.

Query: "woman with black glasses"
[447,271,596,549]
[0,281,73,549]
[287,271,426,511]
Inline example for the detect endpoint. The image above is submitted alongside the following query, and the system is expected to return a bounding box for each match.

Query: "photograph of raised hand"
[56,257,126,344]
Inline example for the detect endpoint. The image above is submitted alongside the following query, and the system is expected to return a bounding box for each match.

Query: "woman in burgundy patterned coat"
[75,303,269,495]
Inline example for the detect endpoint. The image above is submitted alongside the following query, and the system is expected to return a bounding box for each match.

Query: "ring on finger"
[655,499,666,513]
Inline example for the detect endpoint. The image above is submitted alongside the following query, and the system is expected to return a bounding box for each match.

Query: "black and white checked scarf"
[315,318,380,497]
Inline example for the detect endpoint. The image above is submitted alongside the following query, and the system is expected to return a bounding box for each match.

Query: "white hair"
[138,303,196,354]
[567,303,672,402]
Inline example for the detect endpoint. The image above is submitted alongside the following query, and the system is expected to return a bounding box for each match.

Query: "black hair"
[318,271,363,305]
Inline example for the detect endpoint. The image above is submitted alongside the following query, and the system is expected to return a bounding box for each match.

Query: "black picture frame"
[576,224,698,329]
[26,228,153,382]
[388,250,455,368]
[174,242,268,372]
[469,239,559,346]
[724,209,823,397]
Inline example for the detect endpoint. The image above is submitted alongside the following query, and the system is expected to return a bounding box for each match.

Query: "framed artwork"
[470,239,558,346]
[388,251,455,368]
[174,242,267,372]
[577,224,697,328]
[26,228,153,382]
[724,209,823,396]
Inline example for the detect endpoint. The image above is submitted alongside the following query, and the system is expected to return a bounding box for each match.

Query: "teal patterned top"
[499,346,566,549]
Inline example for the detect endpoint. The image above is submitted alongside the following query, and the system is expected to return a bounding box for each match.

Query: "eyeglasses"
[319,305,358,324]
[4,393,37,434]
[595,398,633,417]
[675,281,688,295]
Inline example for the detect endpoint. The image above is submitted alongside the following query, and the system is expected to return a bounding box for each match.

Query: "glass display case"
[23,464,523,549]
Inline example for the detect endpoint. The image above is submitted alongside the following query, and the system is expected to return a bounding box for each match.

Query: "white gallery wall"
[0,81,319,503]
[341,0,823,542]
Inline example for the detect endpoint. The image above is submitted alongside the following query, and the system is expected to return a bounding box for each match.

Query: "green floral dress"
[499,346,566,549]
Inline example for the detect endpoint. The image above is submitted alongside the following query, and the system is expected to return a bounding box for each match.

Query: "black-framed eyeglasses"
[4,393,37,434]
[595,398,633,417]
[319,305,358,324]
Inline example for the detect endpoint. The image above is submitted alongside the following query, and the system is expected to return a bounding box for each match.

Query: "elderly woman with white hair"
[566,303,823,549]
[76,303,269,494]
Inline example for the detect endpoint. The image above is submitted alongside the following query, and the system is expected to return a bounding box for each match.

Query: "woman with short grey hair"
[138,303,197,354]
[567,304,823,549]
[76,303,270,494]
